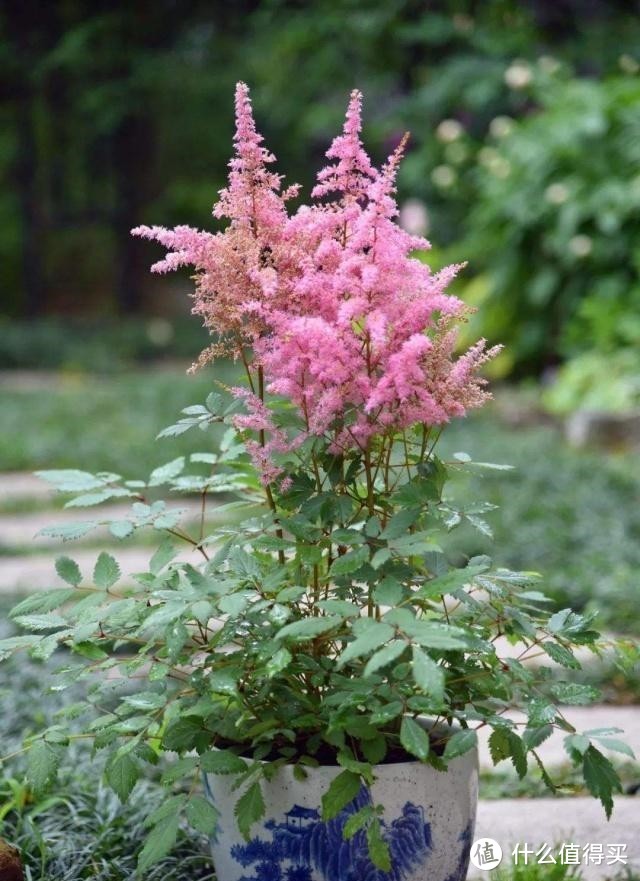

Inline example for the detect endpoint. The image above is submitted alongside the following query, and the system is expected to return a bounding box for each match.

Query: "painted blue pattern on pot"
[444,821,473,881]
[230,785,432,880]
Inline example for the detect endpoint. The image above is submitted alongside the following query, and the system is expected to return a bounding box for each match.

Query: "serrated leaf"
[543,641,580,669]
[488,728,527,778]
[411,646,445,701]
[265,647,292,678]
[10,588,77,619]
[321,770,361,820]
[201,750,248,775]
[137,813,180,873]
[235,782,265,840]
[110,520,134,539]
[27,741,60,796]
[338,620,394,668]
[343,805,373,839]
[186,795,220,835]
[444,728,478,759]
[150,538,177,575]
[149,457,186,486]
[591,737,635,759]
[367,817,391,871]
[161,757,199,784]
[93,552,120,589]
[582,745,622,819]
[331,545,370,576]
[400,717,430,761]
[364,640,406,677]
[35,469,105,491]
[39,521,98,541]
[106,752,139,802]
[14,614,67,632]
[276,616,342,643]
[550,683,600,705]
[55,556,82,586]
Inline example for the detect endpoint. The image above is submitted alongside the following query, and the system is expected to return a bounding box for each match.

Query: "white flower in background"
[146,317,174,346]
[399,198,430,236]
[453,14,474,33]
[504,60,533,89]
[431,165,457,188]
[490,157,511,178]
[436,119,464,143]
[545,183,570,205]
[619,54,639,74]
[538,55,561,74]
[444,141,468,164]
[489,116,514,139]
[569,234,593,257]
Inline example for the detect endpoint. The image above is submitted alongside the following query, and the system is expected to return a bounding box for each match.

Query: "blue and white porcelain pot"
[204,729,478,881]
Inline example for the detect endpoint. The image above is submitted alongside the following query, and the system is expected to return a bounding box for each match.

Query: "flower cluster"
[133,83,499,478]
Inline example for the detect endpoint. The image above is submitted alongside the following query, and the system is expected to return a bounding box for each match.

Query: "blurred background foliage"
[1,0,640,407]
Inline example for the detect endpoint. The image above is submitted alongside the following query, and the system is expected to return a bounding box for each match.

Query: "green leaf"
[582,745,622,820]
[201,750,248,775]
[415,565,487,599]
[9,588,77,619]
[235,782,266,840]
[35,469,105,491]
[444,729,478,759]
[161,757,199,784]
[331,546,370,576]
[149,457,186,486]
[321,770,361,820]
[110,520,134,539]
[400,717,430,761]
[380,507,421,539]
[411,647,445,701]
[343,805,374,839]
[364,640,406,677]
[265,647,292,678]
[27,741,60,796]
[150,538,177,575]
[401,619,468,651]
[489,728,527,778]
[14,614,67,632]
[276,616,342,643]
[542,642,580,669]
[137,813,180,873]
[55,556,82,587]
[186,795,219,835]
[106,752,140,802]
[337,620,394,668]
[550,683,600,705]
[318,600,361,618]
[367,817,391,871]
[590,737,635,760]
[93,552,120,589]
[39,521,98,542]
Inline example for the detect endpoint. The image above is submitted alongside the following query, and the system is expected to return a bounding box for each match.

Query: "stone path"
[474,797,639,879]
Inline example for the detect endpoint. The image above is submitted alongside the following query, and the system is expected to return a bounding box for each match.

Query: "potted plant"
[1,84,625,881]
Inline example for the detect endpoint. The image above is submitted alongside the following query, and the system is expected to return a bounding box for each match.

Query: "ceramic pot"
[204,731,478,881]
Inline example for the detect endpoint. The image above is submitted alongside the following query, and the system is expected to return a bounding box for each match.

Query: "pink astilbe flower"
[134,83,501,478]
[132,82,297,364]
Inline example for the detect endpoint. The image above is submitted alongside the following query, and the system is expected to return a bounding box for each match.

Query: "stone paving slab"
[474,797,639,880]
[0,471,55,503]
